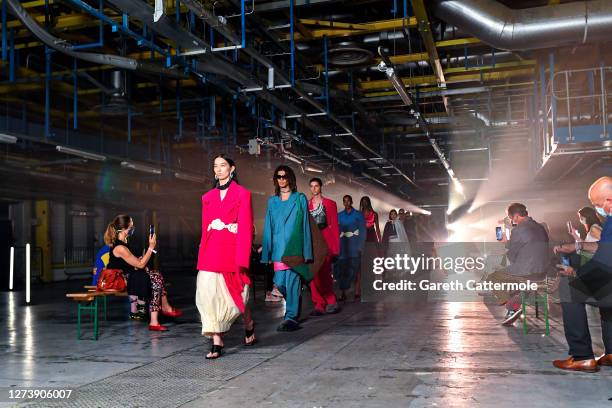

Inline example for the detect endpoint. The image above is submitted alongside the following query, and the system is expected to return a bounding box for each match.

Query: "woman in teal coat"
[261,165,313,331]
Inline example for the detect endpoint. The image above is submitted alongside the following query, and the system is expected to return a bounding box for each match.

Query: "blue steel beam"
[323,35,329,114]
[73,59,77,129]
[64,0,169,57]
[72,0,104,50]
[290,0,295,86]
[2,0,7,61]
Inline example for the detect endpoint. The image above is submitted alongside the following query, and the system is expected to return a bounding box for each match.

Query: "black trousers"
[559,278,612,360]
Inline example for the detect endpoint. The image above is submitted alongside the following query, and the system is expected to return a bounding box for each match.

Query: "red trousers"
[310,255,337,312]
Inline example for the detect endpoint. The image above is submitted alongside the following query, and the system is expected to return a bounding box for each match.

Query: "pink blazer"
[196,182,253,273]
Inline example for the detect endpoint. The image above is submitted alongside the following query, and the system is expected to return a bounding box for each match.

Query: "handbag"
[96,268,127,292]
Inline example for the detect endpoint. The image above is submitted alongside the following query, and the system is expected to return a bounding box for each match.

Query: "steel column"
[290,0,295,86]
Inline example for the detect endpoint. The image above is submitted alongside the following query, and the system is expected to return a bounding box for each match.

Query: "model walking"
[196,155,255,359]
[261,165,313,331]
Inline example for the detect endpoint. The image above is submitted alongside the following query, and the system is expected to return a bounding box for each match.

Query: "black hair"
[309,177,323,187]
[578,206,602,232]
[360,196,374,213]
[212,154,239,187]
[273,165,297,196]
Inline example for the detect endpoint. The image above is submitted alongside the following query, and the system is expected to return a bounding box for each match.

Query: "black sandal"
[244,321,256,346]
[205,344,224,359]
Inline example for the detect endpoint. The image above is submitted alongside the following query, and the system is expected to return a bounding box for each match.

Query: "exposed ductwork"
[432,0,612,51]
[6,0,183,77]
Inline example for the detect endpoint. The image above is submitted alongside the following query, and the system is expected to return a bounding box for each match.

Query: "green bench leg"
[76,298,99,340]
[93,297,99,340]
[543,293,550,336]
[103,295,107,321]
[520,291,550,336]
[77,303,82,340]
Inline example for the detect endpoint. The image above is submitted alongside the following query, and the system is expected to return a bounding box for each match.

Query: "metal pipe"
[432,0,612,51]
[324,35,329,114]
[6,0,179,76]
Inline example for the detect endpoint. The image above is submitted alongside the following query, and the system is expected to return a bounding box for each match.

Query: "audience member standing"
[553,176,612,372]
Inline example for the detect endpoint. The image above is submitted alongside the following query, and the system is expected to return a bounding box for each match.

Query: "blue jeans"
[273,269,302,322]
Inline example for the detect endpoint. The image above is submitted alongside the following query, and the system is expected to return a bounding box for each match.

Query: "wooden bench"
[67,289,128,340]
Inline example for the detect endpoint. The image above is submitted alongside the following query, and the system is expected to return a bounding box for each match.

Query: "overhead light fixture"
[0,133,18,144]
[282,153,302,165]
[56,145,107,161]
[175,172,207,183]
[305,165,323,173]
[121,161,162,175]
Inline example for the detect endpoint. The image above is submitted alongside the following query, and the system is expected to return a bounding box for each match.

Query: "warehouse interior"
[0,0,611,406]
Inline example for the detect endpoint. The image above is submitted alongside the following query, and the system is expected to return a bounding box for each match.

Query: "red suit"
[197,182,253,313]
[308,197,340,312]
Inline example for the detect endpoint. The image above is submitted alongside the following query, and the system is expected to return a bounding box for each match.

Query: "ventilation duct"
[432,0,612,51]
[6,0,183,77]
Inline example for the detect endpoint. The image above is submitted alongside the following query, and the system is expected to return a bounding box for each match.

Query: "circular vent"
[328,46,373,67]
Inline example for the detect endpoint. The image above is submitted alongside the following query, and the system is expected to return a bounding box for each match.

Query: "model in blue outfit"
[261,165,313,331]
[335,195,366,302]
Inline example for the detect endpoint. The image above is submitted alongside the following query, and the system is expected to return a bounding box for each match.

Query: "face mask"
[596,206,610,218]
[123,227,135,237]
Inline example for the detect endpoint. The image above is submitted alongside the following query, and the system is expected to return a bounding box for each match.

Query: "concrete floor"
[1,275,611,408]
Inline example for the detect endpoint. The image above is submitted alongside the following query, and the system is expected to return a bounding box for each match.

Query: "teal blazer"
[261,192,313,264]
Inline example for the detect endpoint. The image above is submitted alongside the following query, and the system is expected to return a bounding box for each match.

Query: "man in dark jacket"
[487,203,550,325]
[553,176,612,372]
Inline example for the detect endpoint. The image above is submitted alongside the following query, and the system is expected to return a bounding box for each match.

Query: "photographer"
[487,203,550,326]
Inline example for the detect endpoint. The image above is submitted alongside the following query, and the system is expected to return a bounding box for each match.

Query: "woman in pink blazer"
[196,155,254,359]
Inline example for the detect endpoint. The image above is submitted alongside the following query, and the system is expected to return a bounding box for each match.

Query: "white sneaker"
[501,309,522,326]
[265,292,283,303]
[271,287,284,298]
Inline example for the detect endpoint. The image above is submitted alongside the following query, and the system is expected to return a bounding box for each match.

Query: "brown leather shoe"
[553,357,599,372]
[596,353,612,366]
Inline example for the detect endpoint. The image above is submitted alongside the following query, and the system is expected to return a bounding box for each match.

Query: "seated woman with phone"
[104,214,182,332]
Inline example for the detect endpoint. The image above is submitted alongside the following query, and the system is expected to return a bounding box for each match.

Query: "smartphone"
[149,224,155,236]
[495,226,503,241]
[566,221,573,235]
[561,255,570,267]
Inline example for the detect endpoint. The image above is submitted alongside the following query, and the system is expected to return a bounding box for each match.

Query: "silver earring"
[214,175,219,180]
